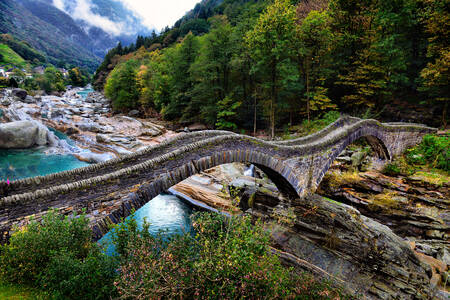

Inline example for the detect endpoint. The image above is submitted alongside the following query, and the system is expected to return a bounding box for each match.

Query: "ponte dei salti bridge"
[0,116,436,243]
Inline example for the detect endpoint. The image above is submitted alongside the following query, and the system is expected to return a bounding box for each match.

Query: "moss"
[326,170,360,188]
[322,196,342,206]
[367,191,401,212]
[248,193,255,208]
[409,170,449,186]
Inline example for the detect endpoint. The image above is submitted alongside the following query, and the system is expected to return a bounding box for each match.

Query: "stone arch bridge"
[0,117,436,242]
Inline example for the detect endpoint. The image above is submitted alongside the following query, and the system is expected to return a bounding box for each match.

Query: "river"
[0,87,195,251]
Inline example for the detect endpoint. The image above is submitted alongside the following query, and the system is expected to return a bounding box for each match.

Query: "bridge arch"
[313,128,392,190]
[91,149,301,239]
[0,117,436,243]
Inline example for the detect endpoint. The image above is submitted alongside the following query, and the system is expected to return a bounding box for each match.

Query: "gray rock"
[437,248,450,266]
[74,151,114,163]
[11,88,27,100]
[0,120,49,148]
[23,95,36,104]
[264,195,433,299]
[77,123,103,133]
[1,98,11,106]
[128,109,140,117]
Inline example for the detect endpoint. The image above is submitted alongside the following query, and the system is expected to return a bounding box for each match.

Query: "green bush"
[39,249,117,300]
[112,212,352,299]
[406,134,449,172]
[0,210,92,284]
[104,59,140,112]
[0,210,118,299]
[299,111,340,135]
[382,162,402,176]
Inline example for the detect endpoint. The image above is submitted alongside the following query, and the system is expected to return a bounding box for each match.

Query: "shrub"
[113,211,355,299]
[382,162,402,176]
[406,134,449,172]
[0,210,118,299]
[0,210,92,284]
[39,249,117,300]
[299,111,340,136]
[114,212,295,299]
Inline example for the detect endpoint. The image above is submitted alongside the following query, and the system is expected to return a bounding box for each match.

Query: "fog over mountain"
[0,0,156,71]
[49,0,152,37]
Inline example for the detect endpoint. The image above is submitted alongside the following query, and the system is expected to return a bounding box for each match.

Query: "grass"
[0,44,27,68]
[0,280,47,300]
[409,170,449,186]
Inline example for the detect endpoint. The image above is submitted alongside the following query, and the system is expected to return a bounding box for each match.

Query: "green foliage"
[113,211,351,299]
[0,34,46,64]
[216,96,242,130]
[39,249,117,300]
[245,0,298,138]
[68,67,89,87]
[406,134,449,172]
[0,210,118,299]
[382,162,402,176]
[0,280,46,300]
[298,110,341,135]
[104,59,140,112]
[0,44,27,68]
[96,0,447,131]
[418,0,449,127]
[296,9,336,120]
[0,210,92,284]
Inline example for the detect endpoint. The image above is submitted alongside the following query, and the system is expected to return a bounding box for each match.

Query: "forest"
[95,0,449,137]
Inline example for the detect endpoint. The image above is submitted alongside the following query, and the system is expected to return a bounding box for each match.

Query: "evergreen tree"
[104,60,139,112]
[296,10,336,120]
[419,0,449,127]
[245,0,297,139]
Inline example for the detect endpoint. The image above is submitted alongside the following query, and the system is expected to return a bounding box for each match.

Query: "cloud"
[117,0,200,31]
[51,0,201,36]
[53,0,126,36]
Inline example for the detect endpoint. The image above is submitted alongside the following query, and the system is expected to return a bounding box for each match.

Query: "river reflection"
[99,194,194,256]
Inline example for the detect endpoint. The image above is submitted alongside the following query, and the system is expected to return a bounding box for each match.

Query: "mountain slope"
[0,44,26,68]
[0,0,101,71]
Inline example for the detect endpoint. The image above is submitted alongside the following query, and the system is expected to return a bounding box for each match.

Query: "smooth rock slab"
[0,120,49,149]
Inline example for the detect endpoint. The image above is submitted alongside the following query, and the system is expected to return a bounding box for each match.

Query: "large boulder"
[0,121,49,149]
[11,88,27,100]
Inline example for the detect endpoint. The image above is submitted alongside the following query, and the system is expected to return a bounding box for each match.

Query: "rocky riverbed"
[0,87,447,299]
[169,157,449,299]
[0,87,176,162]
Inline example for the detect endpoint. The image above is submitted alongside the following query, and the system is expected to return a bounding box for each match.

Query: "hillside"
[0,44,26,68]
[97,0,447,130]
[0,0,155,72]
[35,0,152,55]
[0,0,101,71]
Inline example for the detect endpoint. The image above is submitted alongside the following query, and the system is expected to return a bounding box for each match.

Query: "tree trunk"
[271,60,277,140]
[306,60,310,122]
[442,101,448,129]
[254,87,257,137]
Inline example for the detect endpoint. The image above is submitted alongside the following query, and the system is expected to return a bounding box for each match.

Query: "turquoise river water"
[0,117,194,251]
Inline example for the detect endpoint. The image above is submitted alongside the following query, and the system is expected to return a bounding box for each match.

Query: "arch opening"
[92,152,302,240]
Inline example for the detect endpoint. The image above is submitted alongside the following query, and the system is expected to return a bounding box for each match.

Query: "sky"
[53,0,201,36]
[119,0,201,31]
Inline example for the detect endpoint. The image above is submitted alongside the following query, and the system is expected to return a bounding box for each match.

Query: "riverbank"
[165,145,449,299]
[0,86,447,298]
